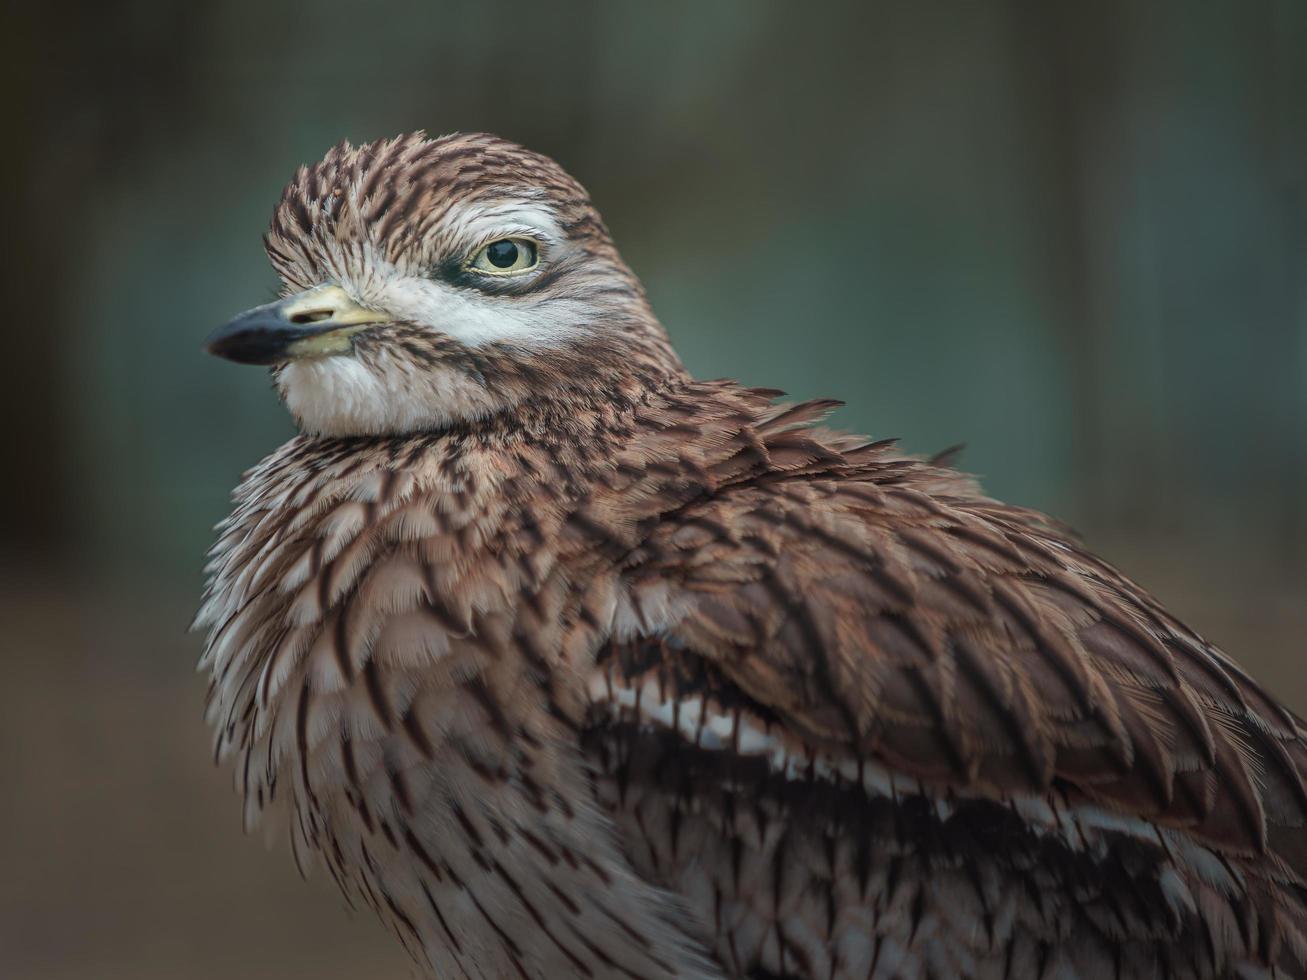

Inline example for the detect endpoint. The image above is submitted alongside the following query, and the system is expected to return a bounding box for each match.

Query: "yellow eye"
[468,237,539,276]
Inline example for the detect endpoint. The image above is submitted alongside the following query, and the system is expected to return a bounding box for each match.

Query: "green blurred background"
[2,1,1305,977]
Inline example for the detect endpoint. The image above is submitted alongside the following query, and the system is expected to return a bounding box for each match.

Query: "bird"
[196,131,1307,980]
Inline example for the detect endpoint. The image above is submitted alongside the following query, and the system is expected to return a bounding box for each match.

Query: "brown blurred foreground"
[3,531,1305,979]
[0,571,408,980]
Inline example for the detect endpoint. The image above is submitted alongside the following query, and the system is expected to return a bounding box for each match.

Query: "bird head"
[206,132,683,436]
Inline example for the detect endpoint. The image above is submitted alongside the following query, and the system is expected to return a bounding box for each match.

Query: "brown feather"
[197,133,1307,980]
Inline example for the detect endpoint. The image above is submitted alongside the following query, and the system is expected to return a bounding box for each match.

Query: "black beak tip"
[203,319,290,366]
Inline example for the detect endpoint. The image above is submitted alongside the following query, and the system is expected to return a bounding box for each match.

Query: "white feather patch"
[586,664,1234,880]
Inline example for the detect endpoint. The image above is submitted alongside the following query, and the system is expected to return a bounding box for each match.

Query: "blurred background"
[2,0,1304,976]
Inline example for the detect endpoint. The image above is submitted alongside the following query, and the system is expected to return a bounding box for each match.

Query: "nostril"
[289,309,335,325]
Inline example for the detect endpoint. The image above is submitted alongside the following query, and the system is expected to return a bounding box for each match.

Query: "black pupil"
[486,240,520,268]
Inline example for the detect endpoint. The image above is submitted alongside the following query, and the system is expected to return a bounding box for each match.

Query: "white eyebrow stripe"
[441,200,564,247]
[306,197,587,351]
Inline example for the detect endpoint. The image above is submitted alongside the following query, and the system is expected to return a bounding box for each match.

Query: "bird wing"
[579,397,1307,964]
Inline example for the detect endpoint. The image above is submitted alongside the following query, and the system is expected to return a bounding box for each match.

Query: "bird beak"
[204,284,392,365]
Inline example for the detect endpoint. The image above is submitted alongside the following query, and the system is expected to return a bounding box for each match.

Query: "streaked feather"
[198,133,1307,980]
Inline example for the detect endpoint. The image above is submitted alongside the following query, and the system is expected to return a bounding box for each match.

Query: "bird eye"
[468,238,539,276]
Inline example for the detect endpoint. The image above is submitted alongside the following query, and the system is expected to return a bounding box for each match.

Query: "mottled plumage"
[197,132,1307,979]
